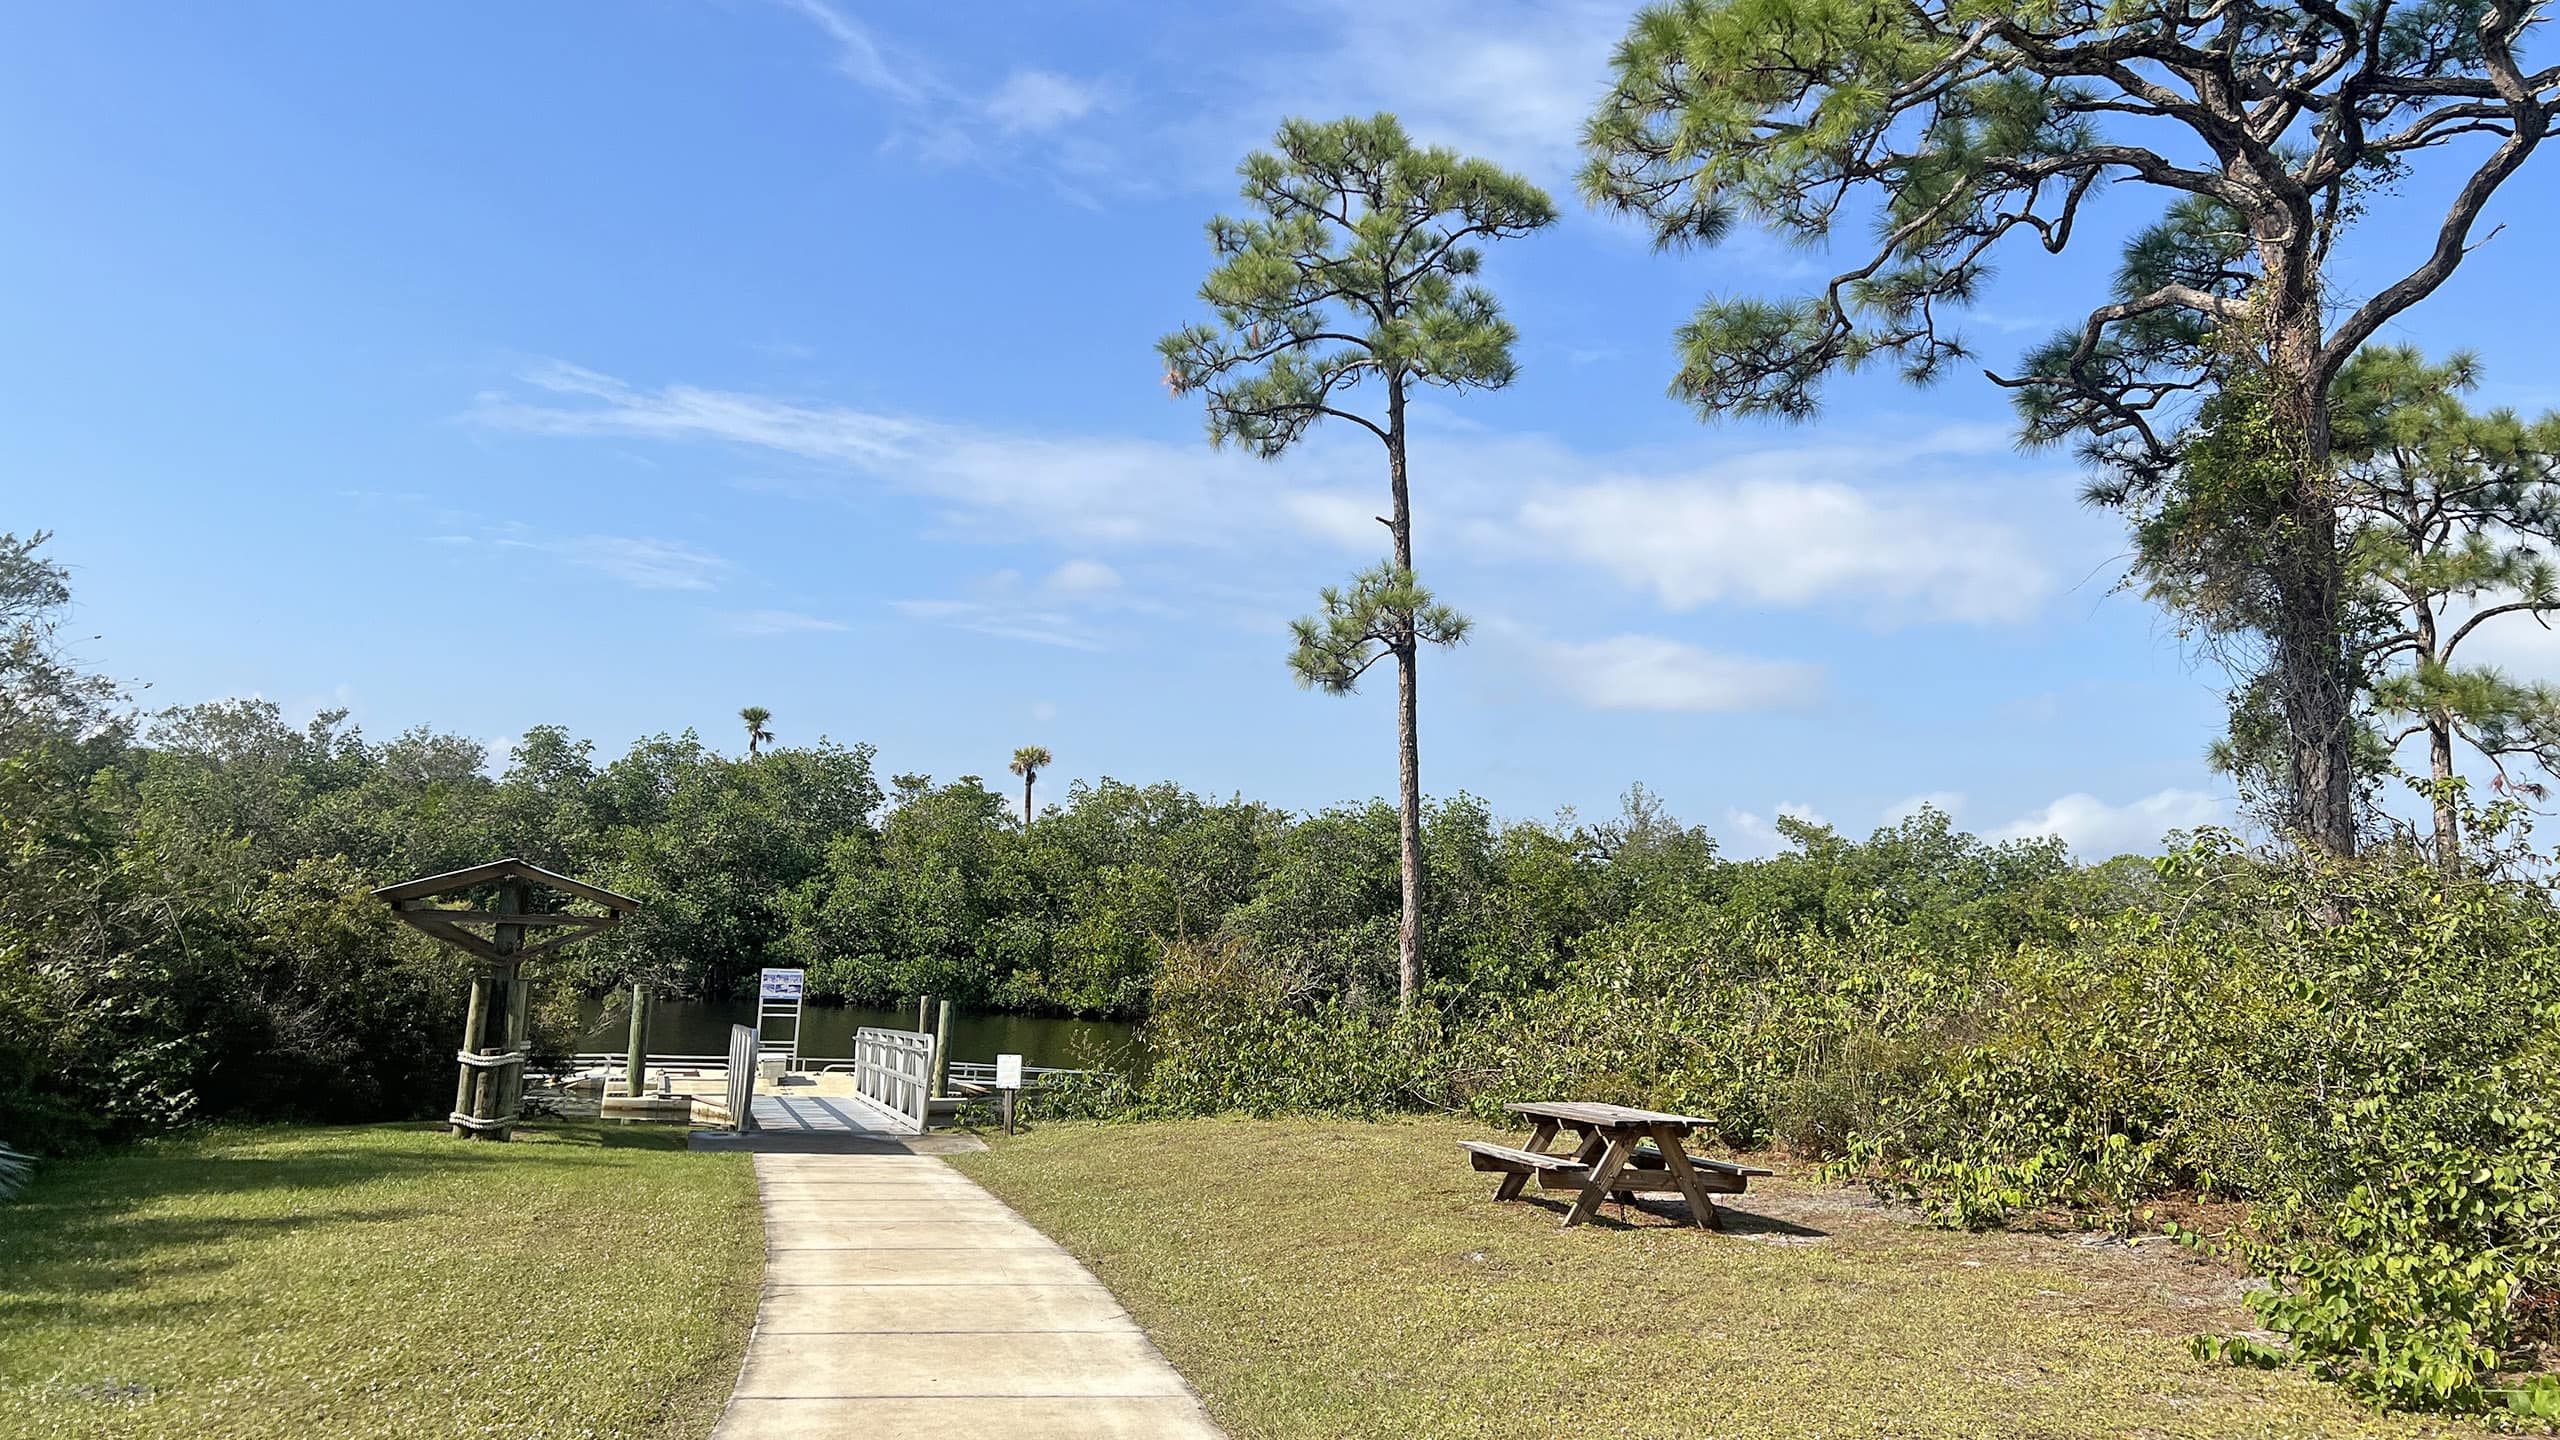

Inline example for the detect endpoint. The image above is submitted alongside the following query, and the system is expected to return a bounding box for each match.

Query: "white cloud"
[892,598,1103,651]
[767,0,1113,182]
[1236,0,1626,182]
[1518,449,2051,625]
[770,0,927,105]
[1280,491,1385,551]
[1030,699,1058,723]
[475,365,2082,626]
[1044,559,1123,598]
[516,535,727,591]
[986,68,1105,134]
[1725,801,1829,856]
[1884,791,1967,824]
[893,567,1128,650]
[727,609,848,636]
[475,363,1238,547]
[1991,789,2226,857]
[1528,633,1821,713]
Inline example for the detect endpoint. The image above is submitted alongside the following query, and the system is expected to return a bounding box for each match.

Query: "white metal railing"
[853,1027,934,1130]
[725,1025,758,1132]
[945,1060,1113,1087]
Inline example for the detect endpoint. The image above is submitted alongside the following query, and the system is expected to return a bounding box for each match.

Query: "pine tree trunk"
[2272,500,2356,855]
[1387,372,1423,1009]
[2430,716,2460,875]
[2266,282,2359,858]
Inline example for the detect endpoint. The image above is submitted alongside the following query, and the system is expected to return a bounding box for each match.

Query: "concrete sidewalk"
[709,1153,1224,1440]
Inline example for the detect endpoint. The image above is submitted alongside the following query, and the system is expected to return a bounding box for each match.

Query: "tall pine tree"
[1161,114,1554,1005]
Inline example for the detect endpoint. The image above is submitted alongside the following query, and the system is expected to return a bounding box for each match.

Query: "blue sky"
[8,2,2558,858]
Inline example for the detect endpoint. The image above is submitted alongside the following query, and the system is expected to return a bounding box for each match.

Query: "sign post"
[995,1052,1024,1136]
[757,967,806,1071]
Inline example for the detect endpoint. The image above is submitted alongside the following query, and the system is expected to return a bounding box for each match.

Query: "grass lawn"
[956,1117,2453,1440]
[0,1122,760,1440]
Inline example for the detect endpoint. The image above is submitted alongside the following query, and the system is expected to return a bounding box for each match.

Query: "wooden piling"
[932,999,953,1098]
[461,879,527,1141]
[624,982,650,1097]
[500,973,529,1125]
[449,975,489,1138]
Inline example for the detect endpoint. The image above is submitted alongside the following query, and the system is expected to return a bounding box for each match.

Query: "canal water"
[575,996,1144,1073]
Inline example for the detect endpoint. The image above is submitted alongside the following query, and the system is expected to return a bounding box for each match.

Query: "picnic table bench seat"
[1630,1141,1774,1179]
[1460,1140,1590,1176]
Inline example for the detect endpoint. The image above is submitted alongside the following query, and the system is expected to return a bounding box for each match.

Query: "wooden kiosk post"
[375,858,641,1142]
[624,981,652,1098]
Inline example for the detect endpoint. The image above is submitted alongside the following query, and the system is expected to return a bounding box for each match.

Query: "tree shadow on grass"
[0,1120,709,1336]
[11,1121,686,1211]
[543,1120,693,1150]
[0,1203,439,1333]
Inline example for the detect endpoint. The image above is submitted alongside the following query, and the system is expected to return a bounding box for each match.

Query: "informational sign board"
[995,1053,1024,1091]
[756,968,806,1067]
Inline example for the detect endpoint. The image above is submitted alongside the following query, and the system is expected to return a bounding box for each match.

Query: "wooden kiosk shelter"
[374,858,642,1141]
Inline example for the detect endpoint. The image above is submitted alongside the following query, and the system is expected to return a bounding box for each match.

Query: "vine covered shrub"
[1139,914,1986,1134]
[2201,1048,2560,1415]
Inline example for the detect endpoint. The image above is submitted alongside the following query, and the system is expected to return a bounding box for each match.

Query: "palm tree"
[1008,744,1051,830]
[740,706,774,758]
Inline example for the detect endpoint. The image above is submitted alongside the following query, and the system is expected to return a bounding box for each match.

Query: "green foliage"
[2194,1046,2560,1413]
[1578,0,2550,444]
[1158,112,1555,454]
[1286,563,1469,694]
[2337,349,2560,843]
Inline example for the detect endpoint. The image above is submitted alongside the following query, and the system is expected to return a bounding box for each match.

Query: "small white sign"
[759,968,805,1000]
[995,1053,1024,1090]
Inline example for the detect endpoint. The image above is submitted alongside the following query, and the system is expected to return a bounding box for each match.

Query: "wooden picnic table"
[1460,1100,1772,1229]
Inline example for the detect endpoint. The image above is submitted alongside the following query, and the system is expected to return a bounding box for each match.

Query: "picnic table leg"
[1650,1123,1722,1231]
[1495,1119,1558,1202]
[1568,1123,1608,1166]
[1563,1132,1636,1228]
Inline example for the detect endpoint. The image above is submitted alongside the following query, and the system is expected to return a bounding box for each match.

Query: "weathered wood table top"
[1504,1100,1714,1129]
[1465,1099,1768,1228]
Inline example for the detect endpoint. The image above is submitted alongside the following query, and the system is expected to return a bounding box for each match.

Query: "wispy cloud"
[771,0,927,104]
[475,362,2082,627]
[1525,631,1822,713]
[726,609,848,636]
[1229,0,1625,184]
[1883,790,1967,824]
[505,534,728,591]
[474,362,1241,548]
[1044,559,1123,598]
[986,68,1107,134]
[891,598,1105,651]
[766,0,1117,184]
[891,565,1131,650]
